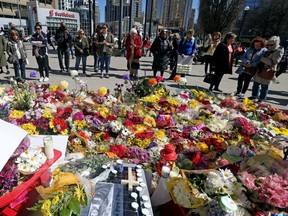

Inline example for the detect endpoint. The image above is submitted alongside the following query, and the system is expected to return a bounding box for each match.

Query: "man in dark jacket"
[150,30,171,78]
[55,21,71,72]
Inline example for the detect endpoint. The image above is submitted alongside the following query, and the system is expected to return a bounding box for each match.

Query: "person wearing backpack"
[55,21,72,73]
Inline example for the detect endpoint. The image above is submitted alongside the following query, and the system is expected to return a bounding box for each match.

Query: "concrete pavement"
[1,43,287,111]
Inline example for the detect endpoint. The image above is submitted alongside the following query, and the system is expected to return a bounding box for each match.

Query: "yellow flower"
[97,106,110,118]
[141,95,160,103]
[243,98,257,111]
[49,84,59,92]
[41,199,52,216]
[98,87,108,97]
[74,120,87,130]
[189,99,199,108]
[197,142,209,153]
[154,130,165,139]
[134,124,148,134]
[154,88,166,96]
[9,110,25,119]
[95,132,105,140]
[167,97,179,106]
[143,116,156,127]
[52,195,60,205]
[0,87,4,96]
[43,108,53,119]
[21,123,39,135]
[60,80,69,90]
[135,138,150,148]
[74,185,86,203]
[274,127,288,136]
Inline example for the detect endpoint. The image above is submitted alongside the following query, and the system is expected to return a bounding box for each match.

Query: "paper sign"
[28,135,68,162]
[177,54,193,74]
[0,120,28,172]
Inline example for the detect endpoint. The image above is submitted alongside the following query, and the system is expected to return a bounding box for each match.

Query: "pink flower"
[73,111,84,120]
[156,76,164,83]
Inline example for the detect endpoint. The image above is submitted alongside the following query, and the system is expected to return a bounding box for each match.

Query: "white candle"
[43,136,54,160]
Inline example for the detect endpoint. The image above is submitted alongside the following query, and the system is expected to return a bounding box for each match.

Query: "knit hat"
[267,36,280,49]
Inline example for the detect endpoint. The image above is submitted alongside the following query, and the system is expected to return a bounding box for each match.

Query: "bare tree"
[198,0,245,35]
[244,0,288,39]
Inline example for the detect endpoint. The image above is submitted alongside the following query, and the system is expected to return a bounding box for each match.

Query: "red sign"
[49,10,75,18]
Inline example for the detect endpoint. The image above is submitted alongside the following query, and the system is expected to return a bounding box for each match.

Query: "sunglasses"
[267,44,275,46]
[35,28,41,30]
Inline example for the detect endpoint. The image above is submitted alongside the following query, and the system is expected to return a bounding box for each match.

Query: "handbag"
[257,67,275,80]
[203,72,216,84]
[244,66,257,76]
[131,61,140,69]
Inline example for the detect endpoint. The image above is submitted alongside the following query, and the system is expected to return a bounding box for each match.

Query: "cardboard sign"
[0,120,27,172]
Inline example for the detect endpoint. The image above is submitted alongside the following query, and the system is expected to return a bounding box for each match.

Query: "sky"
[97,0,199,23]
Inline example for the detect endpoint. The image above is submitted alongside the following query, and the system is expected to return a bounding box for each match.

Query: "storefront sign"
[49,10,75,18]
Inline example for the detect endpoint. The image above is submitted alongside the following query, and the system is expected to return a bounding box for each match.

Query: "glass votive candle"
[131,192,138,200]
[131,202,139,211]
[141,195,149,202]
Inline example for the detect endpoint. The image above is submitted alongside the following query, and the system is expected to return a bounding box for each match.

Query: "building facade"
[105,0,142,22]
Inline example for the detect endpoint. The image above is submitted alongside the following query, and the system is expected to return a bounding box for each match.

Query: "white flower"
[219,168,236,182]
[109,120,122,133]
[70,70,79,78]
[178,78,187,85]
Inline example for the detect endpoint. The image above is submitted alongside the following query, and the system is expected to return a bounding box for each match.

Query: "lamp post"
[238,6,250,39]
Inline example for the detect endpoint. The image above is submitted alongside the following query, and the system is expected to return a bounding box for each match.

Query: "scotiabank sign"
[49,10,75,18]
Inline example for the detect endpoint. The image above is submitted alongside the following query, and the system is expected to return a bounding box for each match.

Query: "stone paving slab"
[1,43,287,111]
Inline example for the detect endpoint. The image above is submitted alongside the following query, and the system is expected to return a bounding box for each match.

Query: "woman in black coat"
[150,30,171,77]
[209,32,237,92]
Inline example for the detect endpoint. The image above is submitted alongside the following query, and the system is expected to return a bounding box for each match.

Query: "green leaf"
[60,208,71,216]
[68,198,81,214]
[222,153,242,163]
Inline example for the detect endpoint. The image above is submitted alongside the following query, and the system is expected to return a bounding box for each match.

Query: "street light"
[238,6,250,39]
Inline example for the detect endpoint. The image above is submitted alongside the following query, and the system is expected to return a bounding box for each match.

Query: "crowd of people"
[0,21,287,102]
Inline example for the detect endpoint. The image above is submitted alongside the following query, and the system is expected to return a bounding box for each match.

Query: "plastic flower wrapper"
[166,177,207,208]
[29,169,88,216]
[206,116,228,133]
[238,155,288,209]
[0,161,19,196]
[70,70,79,79]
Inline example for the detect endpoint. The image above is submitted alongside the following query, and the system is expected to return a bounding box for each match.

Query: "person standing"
[74,29,90,76]
[31,24,49,82]
[55,21,71,73]
[125,28,142,79]
[7,30,27,82]
[96,24,114,78]
[209,32,237,92]
[8,22,22,41]
[92,25,102,72]
[234,42,245,66]
[167,33,181,80]
[46,30,55,50]
[235,37,266,98]
[142,37,151,57]
[178,29,197,76]
[250,36,284,101]
[204,32,221,75]
[150,30,171,78]
[0,34,10,74]
[274,47,288,83]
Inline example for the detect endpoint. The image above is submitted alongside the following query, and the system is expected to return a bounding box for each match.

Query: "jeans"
[236,72,253,94]
[93,51,99,71]
[57,48,70,71]
[75,55,87,73]
[100,53,111,73]
[36,55,49,78]
[13,59,26,79]
[252,81,269,100]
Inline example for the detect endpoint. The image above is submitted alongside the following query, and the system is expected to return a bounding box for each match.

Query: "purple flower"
[73,111,84,121]
[0,160,19,196]
[122,74,130,81]
[148,142,157,149]
[30,70,37,78]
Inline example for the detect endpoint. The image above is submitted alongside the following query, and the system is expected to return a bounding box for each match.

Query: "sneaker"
[39,77,44,82]
[100,73,103,78]
[273,78,280,84]
[213,88,223,92]
[105,73,109,78]
[59,69,64,73]
[238,93,245,99]
[44,77,49,82]
[248,96,257,100]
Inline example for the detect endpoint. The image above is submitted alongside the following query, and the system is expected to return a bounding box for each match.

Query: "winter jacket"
[7,39,27,64]
[125,35,142,60]
[31,32,48,57]
[55,27,72,50]
[212,42,234,74]
[96,32,114,56]
[0,35,7,67]
[150,36,171,71]
[74,36,90,57]
[178,36,197,56]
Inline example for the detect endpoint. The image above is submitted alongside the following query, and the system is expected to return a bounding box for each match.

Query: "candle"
[43,136,54,160]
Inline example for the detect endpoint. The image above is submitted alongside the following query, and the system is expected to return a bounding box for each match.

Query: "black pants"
[276,59,287,77]
[36,55,49,78]
[204,55,213,74]
[153,69,164,77]
[57,48,70,71]
[168,54,178,79]
[236,72,253,94]
[209,71,224,90]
